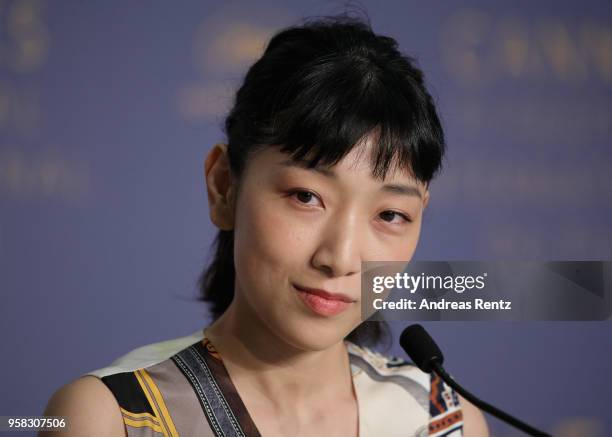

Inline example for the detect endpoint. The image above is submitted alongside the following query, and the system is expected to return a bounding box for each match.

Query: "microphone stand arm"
[432,362,552,437]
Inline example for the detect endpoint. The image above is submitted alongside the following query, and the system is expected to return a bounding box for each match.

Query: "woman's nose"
[310,210,362,278]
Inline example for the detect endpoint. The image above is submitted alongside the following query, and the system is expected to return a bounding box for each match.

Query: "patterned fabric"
[85,329,463,437]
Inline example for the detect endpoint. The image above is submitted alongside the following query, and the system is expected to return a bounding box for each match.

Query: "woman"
[42,15,489,437]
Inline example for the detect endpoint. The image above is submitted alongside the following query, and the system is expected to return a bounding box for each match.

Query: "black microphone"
[400,324,552,437]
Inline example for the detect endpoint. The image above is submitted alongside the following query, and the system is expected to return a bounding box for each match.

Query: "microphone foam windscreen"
[399,324,444,373]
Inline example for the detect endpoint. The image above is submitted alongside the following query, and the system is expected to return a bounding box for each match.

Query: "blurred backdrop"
[0,1,611,436]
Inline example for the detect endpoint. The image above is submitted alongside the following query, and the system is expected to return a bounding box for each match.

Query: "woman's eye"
[288,190,411,225]
[379,210,412,225]
[290,190,321,206]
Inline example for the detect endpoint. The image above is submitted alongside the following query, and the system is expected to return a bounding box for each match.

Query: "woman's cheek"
[237,198,304,261]
[397,225,422,261]
[263,208,314,254]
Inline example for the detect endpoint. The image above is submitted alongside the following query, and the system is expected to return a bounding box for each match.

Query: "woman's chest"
[244,397,360,437]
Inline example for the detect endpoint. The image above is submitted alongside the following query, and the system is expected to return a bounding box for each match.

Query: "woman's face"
[209,136,429,351]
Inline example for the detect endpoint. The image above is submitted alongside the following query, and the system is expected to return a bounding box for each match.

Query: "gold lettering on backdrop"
[175,5,291,122]
[0,149,91,202]
[0,1,90,203]
[441,9,612,85]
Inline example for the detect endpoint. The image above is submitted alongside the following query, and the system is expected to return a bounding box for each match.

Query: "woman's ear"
[204,143,236,230]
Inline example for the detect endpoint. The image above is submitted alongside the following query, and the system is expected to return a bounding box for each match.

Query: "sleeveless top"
[84,328,463,437]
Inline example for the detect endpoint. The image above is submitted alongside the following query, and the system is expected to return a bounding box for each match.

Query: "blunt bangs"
[254,54,444,185]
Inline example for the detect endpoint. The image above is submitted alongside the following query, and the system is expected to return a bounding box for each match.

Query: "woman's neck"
[203,297,356,410]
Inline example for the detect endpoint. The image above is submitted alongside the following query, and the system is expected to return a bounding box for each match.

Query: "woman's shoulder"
[40,375,126,437]
[42,330,206,437]
[61,329,208,437]
[83,329,205,379]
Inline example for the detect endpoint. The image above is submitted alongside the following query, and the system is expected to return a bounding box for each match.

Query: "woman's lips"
[293,284,354,317]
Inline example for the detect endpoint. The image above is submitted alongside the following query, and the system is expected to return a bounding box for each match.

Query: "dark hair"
[197,15,446,352]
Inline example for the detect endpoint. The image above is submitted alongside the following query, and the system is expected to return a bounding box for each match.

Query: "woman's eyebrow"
[277,159,422,199]
[380,183,422,199]
[278,158,336,177]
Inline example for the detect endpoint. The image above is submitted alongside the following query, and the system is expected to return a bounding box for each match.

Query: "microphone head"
[399,324,444,373]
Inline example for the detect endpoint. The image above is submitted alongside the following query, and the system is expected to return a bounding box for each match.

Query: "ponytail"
[197,230,235,318]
